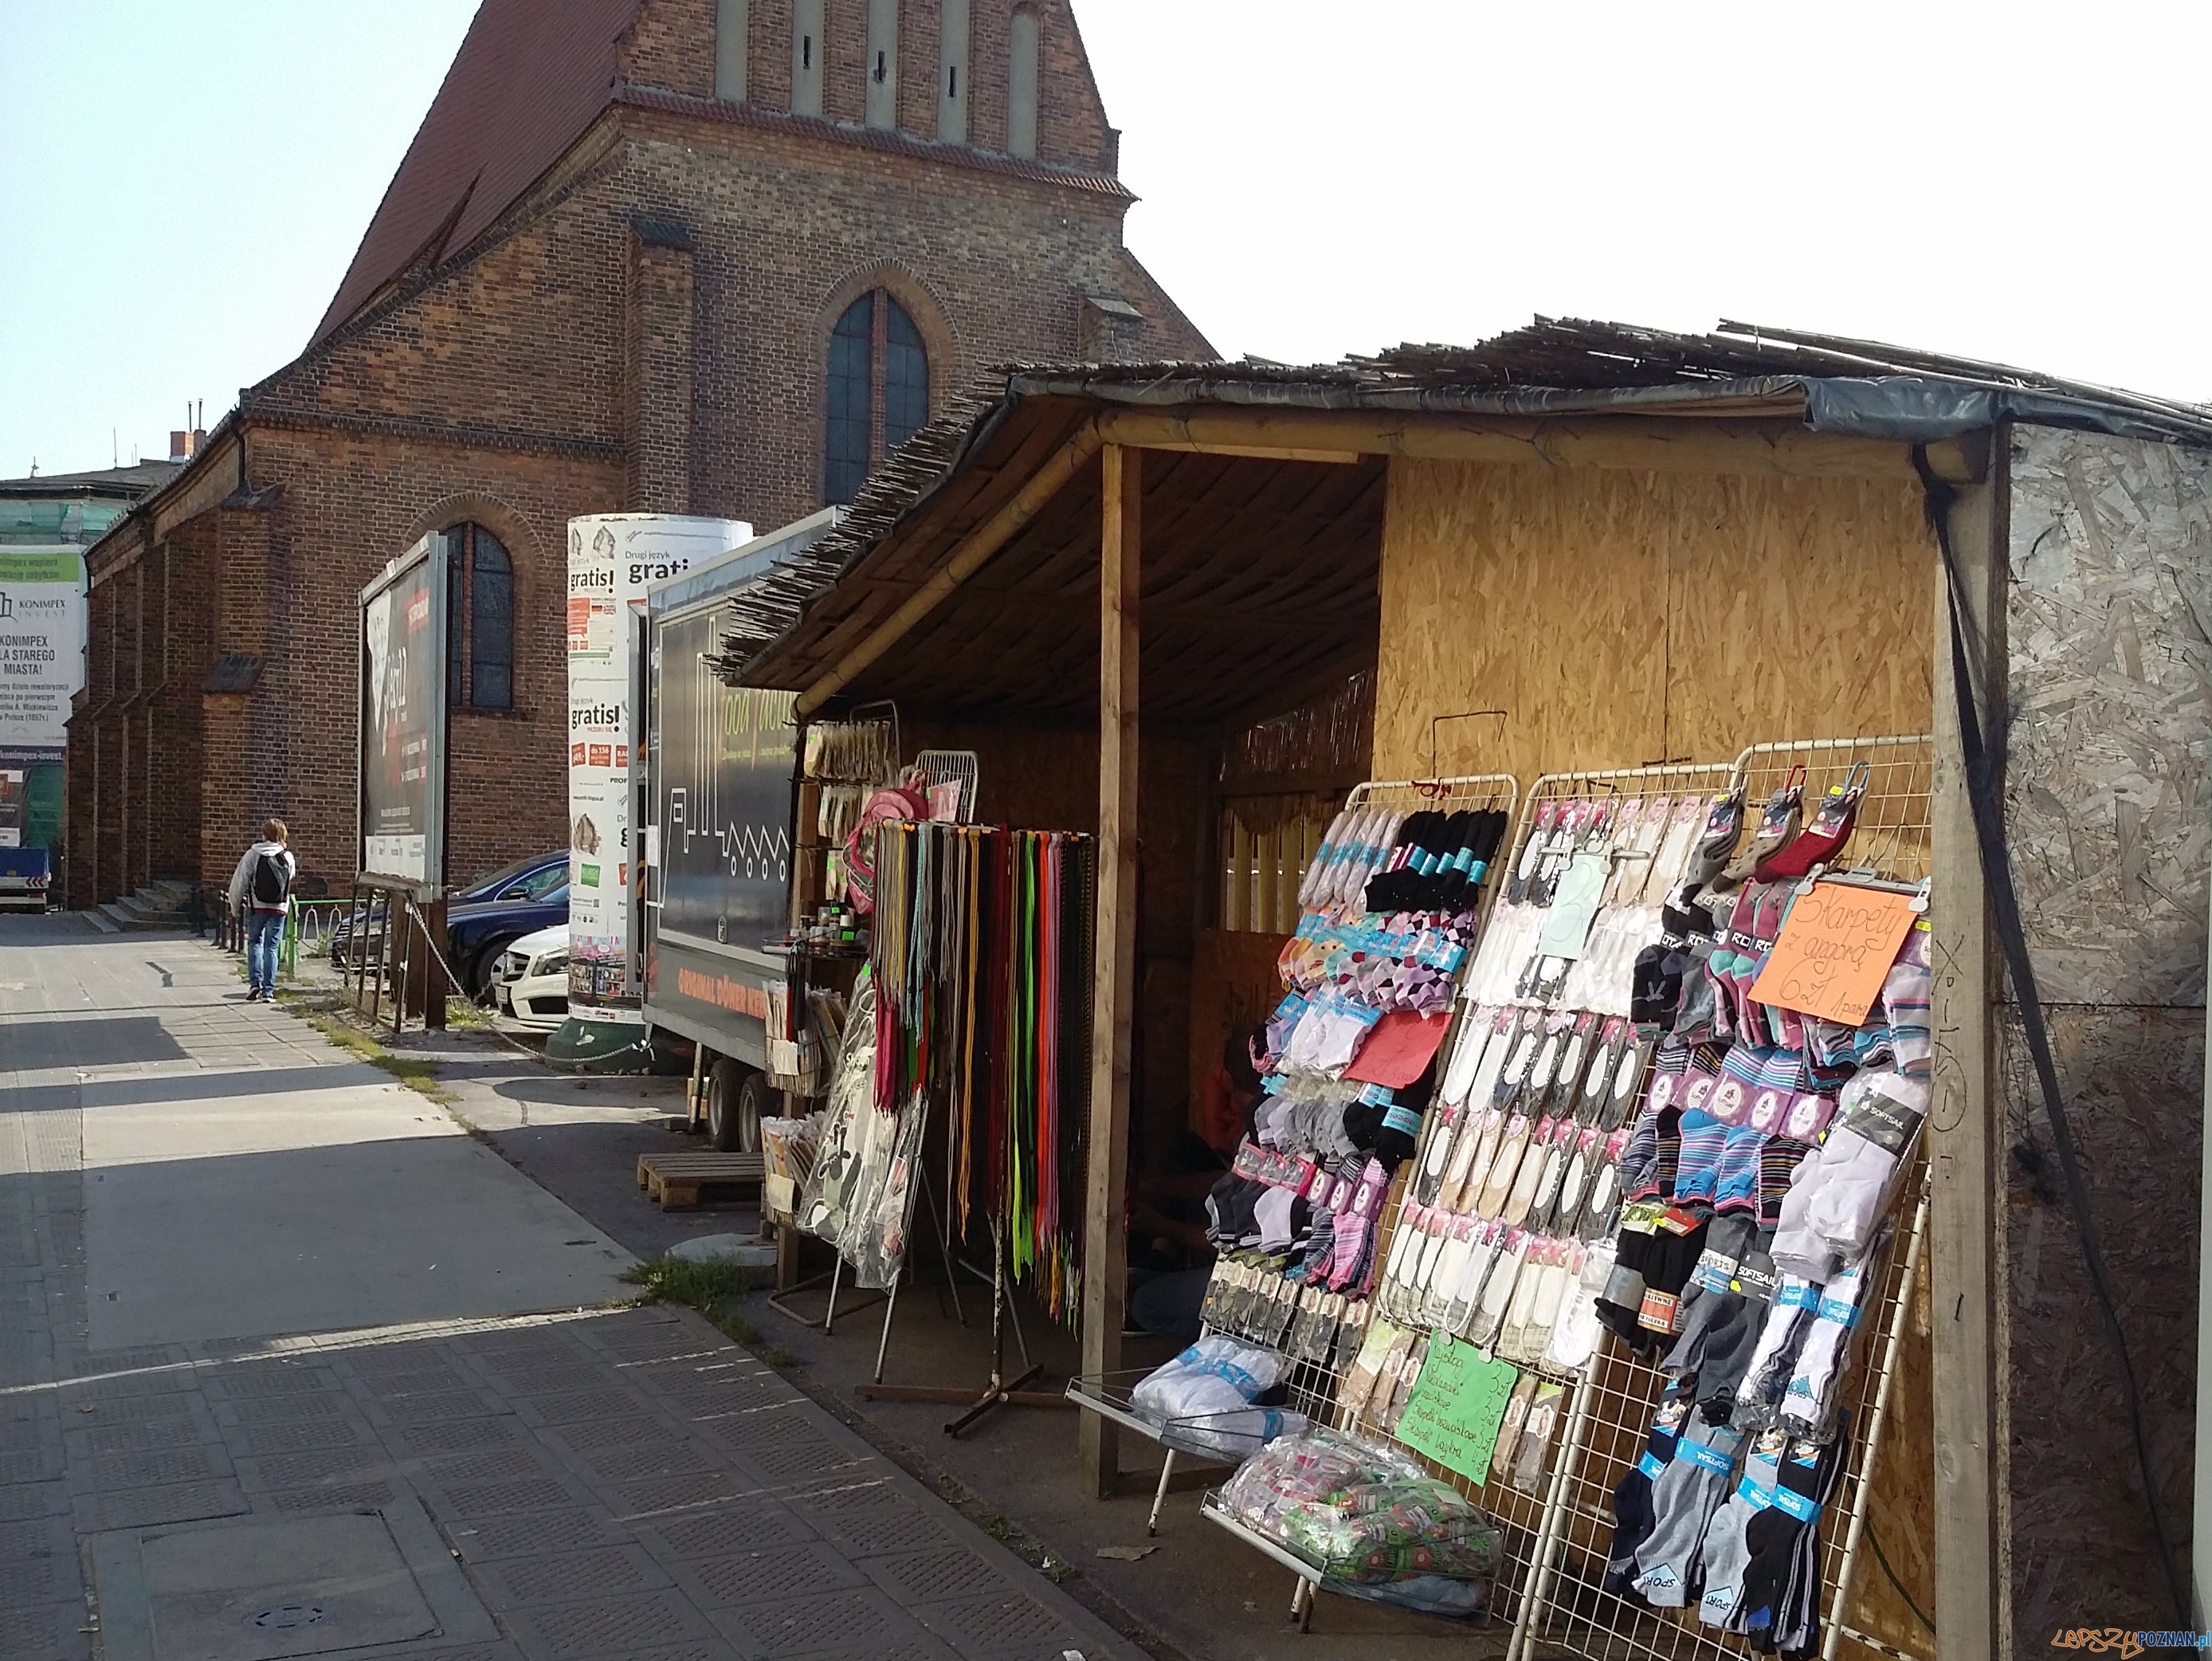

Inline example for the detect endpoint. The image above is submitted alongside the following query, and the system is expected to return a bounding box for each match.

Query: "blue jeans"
[247,909,285,993]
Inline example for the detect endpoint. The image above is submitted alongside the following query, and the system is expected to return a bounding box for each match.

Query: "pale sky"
[6,1,2209,480]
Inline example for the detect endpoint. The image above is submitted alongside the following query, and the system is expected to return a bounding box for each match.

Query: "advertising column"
[567,514,748,1023]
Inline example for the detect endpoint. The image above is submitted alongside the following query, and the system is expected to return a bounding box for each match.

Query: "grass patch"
[294,1007,455,1103]
[622,1255,776,1353]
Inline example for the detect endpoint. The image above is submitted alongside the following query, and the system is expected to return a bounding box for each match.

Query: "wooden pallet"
[635,1150,766,1211]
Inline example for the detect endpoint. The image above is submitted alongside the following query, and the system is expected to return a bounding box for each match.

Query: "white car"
[493,925,570,1031]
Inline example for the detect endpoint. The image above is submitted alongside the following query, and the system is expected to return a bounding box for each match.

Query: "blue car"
[444,870,571,1002]
[329,850,567,968]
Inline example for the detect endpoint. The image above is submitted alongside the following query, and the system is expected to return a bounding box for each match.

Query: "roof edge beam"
[1093,408,1984,484]
[794,419,1105,717]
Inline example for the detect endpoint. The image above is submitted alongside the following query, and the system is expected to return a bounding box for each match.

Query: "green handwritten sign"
[1394,1333,1520,1485]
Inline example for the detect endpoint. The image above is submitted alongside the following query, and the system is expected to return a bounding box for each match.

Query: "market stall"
[716,319,2212,1655]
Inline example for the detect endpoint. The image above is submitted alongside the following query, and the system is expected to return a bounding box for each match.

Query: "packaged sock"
[1633,1421,1744,1607]
[1695,1244,1779,1417]
[1682,787,1747,890]
[1779,1256,1874,1438]
[1488,1372,1541,1482]
[1734,1431,1844,1644]
[1544,1239,1610,1372]
[1469,1228,1528,1349]
[1510,1380,1567,1493]
[1731,1274,1818,1430]
[1753,760,1869,882]
[1695,1427,1786,1628]
[1605,1387,1693,1593]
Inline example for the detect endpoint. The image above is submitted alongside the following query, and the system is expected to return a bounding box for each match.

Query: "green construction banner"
[0,550,83,586]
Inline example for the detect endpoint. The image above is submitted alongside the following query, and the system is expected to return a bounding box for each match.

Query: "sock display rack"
[1167,736,1935,1661]
[1510,733,1935,1661]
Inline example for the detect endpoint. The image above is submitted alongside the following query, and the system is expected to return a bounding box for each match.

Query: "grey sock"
[1633,1422,1743,1606]
[1695,1435,1783,1626]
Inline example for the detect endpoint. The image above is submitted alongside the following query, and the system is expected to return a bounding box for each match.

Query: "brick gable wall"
[69,0,1211,908]
[623,0,1113,168]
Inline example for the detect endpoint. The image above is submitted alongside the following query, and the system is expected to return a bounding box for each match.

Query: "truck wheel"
[707,1060,768,1153]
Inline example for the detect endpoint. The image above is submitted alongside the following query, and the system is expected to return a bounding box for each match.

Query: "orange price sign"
[1749,882,1920,1027]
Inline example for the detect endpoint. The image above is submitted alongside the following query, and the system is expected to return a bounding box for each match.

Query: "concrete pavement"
[0,917,1137,1661]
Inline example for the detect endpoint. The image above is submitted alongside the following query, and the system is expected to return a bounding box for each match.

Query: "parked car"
[492,924,570,1031]
[445,881,570,1002]
[328,850,567,967]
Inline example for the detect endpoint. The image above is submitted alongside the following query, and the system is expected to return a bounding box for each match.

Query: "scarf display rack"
[1163,737,1933,1656]
[837,819,1097,1435]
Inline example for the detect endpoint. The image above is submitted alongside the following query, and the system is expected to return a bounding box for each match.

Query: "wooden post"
[1080,443,1139,1499]
[1928,450,2005,1654]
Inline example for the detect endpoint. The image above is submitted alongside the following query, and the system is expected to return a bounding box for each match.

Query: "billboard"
[566,514,748,1019]
[359,538,449,889]
[0,547,87,762]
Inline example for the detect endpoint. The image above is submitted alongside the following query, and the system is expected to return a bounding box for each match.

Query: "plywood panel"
[1373,457,1936,781]
[2005,426,2212,1007]
[2001,1006,2201,1647]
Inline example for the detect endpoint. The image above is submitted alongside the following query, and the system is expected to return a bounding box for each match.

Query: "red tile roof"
[308,0,640,349]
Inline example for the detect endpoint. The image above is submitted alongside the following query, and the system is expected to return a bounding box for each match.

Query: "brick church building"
[66,0,1210,909]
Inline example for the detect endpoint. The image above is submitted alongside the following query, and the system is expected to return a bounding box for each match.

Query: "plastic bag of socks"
[1661,1212,1758,1381]
[1694,1240,1779,1420]
[1778,1252,1877,1439]
[1731,1274,1818,1430]
[1543,1239,1610,1372]
[1770,1067,1924,1281]
[1441,1218,1504,1338]
[1734,1430,1845,1652]
[1468,1228,1528,1349]
[1487,1373,1541,1485]
[1509,1380,1567,1493]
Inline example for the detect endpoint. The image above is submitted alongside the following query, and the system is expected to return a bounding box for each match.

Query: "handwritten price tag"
[1749,882,1917,1026]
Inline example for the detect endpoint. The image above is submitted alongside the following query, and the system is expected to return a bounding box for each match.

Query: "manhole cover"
[252,1605,327,1630]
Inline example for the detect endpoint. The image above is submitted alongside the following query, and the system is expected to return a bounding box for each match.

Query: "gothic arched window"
[443,523,514,711]
[825,290,932,504]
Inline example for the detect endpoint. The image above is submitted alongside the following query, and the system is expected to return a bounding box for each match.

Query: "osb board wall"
[2000,426,2212,1643]
[2004,427,2212,1006]
[1186,927,1294,1142]
[1372,457,1936,783]
[1372,454,1943,1643]
[2000,1007,2201,1643]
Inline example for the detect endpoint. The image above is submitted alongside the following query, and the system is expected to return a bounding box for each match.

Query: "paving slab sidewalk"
[0,919,1136,1661]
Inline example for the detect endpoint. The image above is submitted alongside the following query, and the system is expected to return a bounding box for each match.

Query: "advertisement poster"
[359,541,446,885]
[567,514,748,1019]
[0,547,87,760]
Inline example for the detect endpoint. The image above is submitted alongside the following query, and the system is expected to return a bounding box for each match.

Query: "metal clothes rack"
[1504,732,1937,1661]
[1195,738,1938,1657]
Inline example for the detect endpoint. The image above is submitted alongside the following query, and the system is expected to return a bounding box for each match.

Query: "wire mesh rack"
[1508,733,1936,1661]
[1729,736,1934,887]
[1316,760,1740,1651]
[1188,743,1935,1654]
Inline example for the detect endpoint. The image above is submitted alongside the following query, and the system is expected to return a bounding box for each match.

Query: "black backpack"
[251,851,292,907]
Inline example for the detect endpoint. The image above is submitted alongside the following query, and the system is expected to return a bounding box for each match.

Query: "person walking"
[227,819,296,1001]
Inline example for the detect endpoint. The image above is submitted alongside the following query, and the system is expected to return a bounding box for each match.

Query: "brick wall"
[626,0,1114,168]
[72,0,1209,904]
